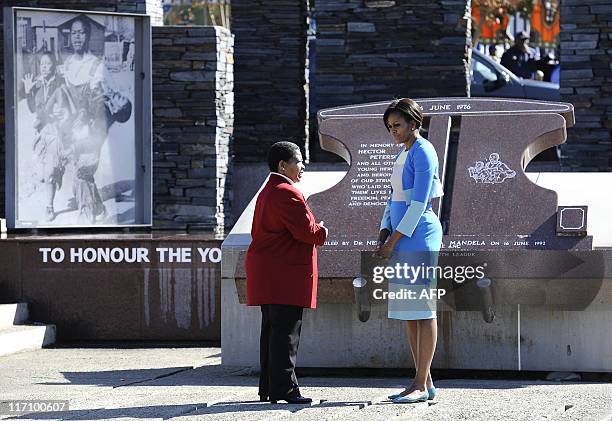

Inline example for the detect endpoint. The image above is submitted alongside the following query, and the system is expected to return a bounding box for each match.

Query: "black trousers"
[259,304,304,399]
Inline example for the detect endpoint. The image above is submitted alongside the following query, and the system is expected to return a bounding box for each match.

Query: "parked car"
[470,49,560,101]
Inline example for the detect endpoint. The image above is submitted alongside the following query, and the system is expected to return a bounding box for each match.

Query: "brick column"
[231,0,309,162]
[152,26,233,233]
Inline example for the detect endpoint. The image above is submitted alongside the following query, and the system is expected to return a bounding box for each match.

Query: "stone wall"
[311,0,468,160]
[0,236,223,341]
[0,0,158,220]
[152,26,234,232]
[231,0,309,162]
[559,1,612,171]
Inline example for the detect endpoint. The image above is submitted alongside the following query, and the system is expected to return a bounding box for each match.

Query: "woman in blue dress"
[376,98,443,403]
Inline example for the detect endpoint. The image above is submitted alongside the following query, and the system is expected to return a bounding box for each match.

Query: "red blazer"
[246,174,327,308]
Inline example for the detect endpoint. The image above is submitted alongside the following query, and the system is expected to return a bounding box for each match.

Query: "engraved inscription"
[428,103,471,111]
[349,143,394,207]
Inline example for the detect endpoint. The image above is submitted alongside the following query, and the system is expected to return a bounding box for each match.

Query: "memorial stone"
[222,97,612,370]
[312,98,590,249]
[231,98,599,294]
[309,98,599,313]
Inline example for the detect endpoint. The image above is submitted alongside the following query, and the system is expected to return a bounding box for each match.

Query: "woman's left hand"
[376,242,394,260]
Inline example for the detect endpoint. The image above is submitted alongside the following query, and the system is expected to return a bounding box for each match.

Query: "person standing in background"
[246,141,328,405]
[500,31,540,79]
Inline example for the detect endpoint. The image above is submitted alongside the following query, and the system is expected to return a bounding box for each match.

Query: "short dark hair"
[71,17,91,38]
[267,141,301,172]
[383,98,423,131]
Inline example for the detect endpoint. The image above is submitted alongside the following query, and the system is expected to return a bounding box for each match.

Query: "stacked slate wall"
[231,0,309,162]
[559,1,612,171]
[152,26,234,232]
[311,0,468,160]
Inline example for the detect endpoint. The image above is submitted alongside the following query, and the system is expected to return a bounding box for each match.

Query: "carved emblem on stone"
[468,153,516,184]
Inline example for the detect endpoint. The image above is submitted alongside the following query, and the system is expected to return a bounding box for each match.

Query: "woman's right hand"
[319,221,329,238]
[375,228,391,258]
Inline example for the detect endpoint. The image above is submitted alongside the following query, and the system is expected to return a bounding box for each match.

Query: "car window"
[471,58,498,84]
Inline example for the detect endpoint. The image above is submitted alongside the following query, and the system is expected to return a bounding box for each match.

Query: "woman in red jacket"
[246,141,328,404]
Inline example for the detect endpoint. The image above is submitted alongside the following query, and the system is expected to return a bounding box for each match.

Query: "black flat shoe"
[270,395,312,404]
[259,395,269,402]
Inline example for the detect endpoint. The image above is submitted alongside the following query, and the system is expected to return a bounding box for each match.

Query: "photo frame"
[3,7,152,228]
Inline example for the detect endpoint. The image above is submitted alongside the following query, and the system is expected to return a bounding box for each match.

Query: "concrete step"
[0,303,29,328]
[0,324,56,357]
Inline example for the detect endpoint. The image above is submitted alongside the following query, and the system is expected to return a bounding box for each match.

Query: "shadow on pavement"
[36,364,605,391]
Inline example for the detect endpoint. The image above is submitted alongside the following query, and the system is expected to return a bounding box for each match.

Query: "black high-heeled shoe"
[269,394,312,404]
[259,395,269,402]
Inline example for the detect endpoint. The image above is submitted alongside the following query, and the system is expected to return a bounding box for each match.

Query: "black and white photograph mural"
[10,9,143,227]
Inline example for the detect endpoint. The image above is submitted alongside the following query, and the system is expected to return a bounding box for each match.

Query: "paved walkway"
[1,347,611,421]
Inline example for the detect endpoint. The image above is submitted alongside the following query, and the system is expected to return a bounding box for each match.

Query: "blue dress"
[380,136,443,320]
